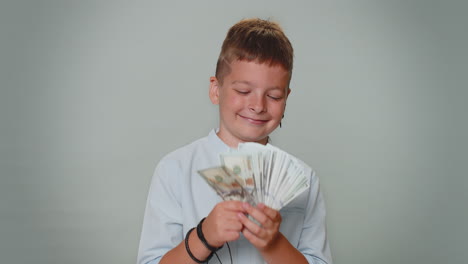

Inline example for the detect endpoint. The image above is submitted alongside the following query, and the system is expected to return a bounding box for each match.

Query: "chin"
[240,133,269,144]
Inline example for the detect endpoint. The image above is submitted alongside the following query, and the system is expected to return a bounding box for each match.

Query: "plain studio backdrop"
[1,1,466,264]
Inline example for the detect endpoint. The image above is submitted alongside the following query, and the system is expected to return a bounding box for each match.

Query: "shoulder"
[161,135,210,163]
[154,133,218,178]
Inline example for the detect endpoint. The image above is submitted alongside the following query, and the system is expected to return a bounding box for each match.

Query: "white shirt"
[137,130,332,264]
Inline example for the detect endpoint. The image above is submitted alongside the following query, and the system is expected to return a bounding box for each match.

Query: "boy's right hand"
[202,201,245,247]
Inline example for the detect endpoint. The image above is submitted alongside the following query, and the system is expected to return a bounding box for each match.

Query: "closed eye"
[235,90,250,95]
[268,95,283,100]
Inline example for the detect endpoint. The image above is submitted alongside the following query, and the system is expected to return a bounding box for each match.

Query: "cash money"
[198,166,256,204]
[199,143,311,210]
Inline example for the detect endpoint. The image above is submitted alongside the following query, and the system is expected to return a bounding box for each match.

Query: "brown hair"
[215,18,294,85]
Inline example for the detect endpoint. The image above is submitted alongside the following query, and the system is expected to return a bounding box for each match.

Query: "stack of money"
[198,142,310,210]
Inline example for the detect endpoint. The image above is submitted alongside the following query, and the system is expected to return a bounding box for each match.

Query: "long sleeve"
[137,158,183,264]
[298,171,333,264]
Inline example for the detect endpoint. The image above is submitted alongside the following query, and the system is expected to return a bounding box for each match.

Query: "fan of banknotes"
[198,142,310,210]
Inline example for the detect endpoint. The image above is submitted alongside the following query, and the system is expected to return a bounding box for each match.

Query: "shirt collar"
[207,128,232,152]
[208,128,273,149]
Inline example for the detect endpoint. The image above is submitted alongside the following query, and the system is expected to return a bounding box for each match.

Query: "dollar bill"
[199,143,311,210]
[220,153,255,194]
[198,166,255,204]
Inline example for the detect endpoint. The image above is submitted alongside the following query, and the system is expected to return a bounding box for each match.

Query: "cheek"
[219,95,244,115]
[224,95,244,109]
[269,102,286,117]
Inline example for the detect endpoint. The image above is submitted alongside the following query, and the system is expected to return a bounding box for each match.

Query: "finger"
[220,200,247,212]
[242,203,271,227]
[206,211,236,227]
[237,212,264,237]
[207,217,242,229]
[242,228,268,249]
[206,212,243,231]
[223,230,241,242]
[257,203,281,221]
[203,216,242,247]
[223,218,243,231]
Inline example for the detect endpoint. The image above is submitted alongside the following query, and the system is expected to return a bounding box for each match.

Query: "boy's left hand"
[237,202,282,251]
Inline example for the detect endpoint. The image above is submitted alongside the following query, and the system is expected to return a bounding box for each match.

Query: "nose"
[248,95,266,113]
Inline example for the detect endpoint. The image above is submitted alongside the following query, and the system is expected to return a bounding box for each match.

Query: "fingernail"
[242,202,250,209]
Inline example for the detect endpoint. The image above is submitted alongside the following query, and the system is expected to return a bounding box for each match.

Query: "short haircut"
[215,18,294,85]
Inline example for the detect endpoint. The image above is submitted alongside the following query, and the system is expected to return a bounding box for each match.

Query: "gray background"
[1,1,467,264]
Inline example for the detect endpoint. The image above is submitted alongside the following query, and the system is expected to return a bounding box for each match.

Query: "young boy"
[137,18,332,264]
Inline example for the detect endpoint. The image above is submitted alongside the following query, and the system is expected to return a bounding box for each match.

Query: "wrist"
[258,232,282,253]
[185,227,214,263]
[198,217,225,250]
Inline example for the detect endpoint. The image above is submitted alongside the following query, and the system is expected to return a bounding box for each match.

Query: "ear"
[209,76,220,105]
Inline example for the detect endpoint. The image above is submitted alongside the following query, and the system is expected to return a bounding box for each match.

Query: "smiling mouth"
[239,115,269,125]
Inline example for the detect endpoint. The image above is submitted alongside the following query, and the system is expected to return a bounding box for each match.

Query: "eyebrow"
[231,80,254,86]
[231,80,284,91]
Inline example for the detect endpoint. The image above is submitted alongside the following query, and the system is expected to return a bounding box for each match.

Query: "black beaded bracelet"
[185,227,213,264]
[197,217,224,252]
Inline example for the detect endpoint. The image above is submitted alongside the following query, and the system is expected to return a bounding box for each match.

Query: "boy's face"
[209,60,291,147]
